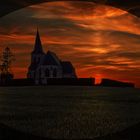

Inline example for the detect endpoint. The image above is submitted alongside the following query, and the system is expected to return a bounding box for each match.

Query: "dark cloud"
[0,1,140,86]
[1,0,140,17]
[128,7,140,17]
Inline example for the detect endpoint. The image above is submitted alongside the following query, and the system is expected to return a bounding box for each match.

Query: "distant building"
[100,79,135,88]
[27,29,77,84]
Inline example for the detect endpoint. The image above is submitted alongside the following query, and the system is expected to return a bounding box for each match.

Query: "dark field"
[0,86,140,139]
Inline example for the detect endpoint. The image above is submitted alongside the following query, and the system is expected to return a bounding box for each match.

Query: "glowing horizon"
[0,1,140,87]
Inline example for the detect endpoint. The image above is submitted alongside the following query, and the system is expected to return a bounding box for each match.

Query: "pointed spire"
[32,28,44,54]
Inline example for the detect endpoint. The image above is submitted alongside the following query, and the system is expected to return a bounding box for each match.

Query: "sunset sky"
[0,1,140,87]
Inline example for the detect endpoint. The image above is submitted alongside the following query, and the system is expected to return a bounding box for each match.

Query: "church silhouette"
[27,29,77,85]
[0,30,135,87]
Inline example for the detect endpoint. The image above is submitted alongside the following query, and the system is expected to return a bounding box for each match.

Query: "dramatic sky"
[0,1,140,87]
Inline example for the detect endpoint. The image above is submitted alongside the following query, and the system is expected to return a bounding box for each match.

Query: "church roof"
[61,61,75,74]
[32,29,44,54]
[41,51,60,65]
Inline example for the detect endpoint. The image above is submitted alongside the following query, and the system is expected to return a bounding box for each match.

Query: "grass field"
[0,86,140,139]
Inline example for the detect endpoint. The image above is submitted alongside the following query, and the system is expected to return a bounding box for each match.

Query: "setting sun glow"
[0,1,140,87]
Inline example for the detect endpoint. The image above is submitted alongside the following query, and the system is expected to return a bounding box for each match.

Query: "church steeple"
[32,28,44,54]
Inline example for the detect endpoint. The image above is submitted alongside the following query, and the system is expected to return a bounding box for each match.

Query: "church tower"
[27,29,45,79]
[31,28,45,64]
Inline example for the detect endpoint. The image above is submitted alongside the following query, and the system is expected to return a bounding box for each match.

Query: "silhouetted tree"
[0,47,15,85]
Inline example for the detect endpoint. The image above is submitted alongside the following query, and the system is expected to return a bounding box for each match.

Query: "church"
[27,29,77,85]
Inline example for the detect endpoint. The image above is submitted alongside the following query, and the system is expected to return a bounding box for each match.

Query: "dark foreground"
[0,86,140,139]
[0,122,140,140]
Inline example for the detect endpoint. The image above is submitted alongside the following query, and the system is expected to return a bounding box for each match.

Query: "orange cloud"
[30,2,140,35]
[0,1,140,87]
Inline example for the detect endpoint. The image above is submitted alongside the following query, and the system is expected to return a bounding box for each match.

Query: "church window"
[45,68,50,77]
[39,69,42,78]
[36,57,40,63]
[53,68,57,77]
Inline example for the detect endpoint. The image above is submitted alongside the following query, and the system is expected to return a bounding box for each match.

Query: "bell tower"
[31,28,45,64]
[27,29,45,79]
